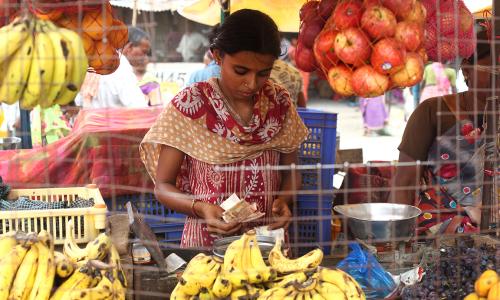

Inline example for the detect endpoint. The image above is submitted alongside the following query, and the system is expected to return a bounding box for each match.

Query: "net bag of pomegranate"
[421,0,475,63]
[297,0,428,98]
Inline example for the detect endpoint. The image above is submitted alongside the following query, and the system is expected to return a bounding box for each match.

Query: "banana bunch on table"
[0,223,126,300]
[0,16,87,109]
[171,230,366,299]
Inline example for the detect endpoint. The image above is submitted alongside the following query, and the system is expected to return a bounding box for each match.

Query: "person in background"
[359,95,390,136]
[393,29,493,235]
[133,55,163,106]
[185,25,221,86]
[269,59,306,107]
[185,50,221,86]
[75,26,149,109]
[176,20,209,62]
[419,62,457,103]
[140,9,308,248]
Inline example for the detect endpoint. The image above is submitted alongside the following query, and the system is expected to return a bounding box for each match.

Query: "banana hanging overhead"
[0,29,34,105]
[0,17,88,109]
[0,18,31,66]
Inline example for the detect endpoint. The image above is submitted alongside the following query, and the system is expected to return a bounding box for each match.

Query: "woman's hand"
[268,198,292,230]
[196,202,242,235]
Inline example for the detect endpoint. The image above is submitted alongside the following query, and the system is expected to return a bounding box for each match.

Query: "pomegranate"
[380,0,416,18]
[327,65,355,96]
[318,0,337,20]
[395,21,424,51]
[351,65,390,97]
[390,52,424,87]
[295,43,317,72]
[361,5,397,40]
[371,38,407,74]
[334,27,371,66]
[314,28,340,71]
[332,0,363,30]
[299,18,325,48]
[300,1,320,21]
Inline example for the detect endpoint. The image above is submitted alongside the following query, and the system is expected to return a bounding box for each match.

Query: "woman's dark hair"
[127,26,150,46]
[465,29,491,64]
[210,9,282,58]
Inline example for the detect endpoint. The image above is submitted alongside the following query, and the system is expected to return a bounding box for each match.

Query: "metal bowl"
[213,235,275,259]
[334,203,421,242]
[0,137,21,150]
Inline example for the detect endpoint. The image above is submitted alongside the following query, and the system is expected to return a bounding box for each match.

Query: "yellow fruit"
[488,282,500,300]
[475,271,499,297]
[464,293,479,300]
[89,41,120,75]
[55,13,79,32]
[82,8,113,41]
[107,19,128,49]
[81,32,96,57]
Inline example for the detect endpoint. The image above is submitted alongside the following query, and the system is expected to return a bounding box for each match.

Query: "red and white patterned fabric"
[140,78,308,247]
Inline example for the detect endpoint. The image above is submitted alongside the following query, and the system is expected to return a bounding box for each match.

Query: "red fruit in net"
[371,38,407,74]
[405,1,427,24]
[327,64,355,96]
[458,2,474,34]
[420,0,435,19]
[438,11,455,35]
[436,40,458,62]
[363,0,381,8]
[395,21,424,51]
[295,43,317,72]
[318,0,338,20]
[416,47,428,64]
[299,18,325,48]
[314,28,340,71]
[300,1,320,21]
[351,65,390,97]
[458,32,476,59]
[424,25,437,53]
[334,27,371,66]
[361,5,397,40]
[332,0,363,30]
[380,0,416,18]
[390,52,424,87]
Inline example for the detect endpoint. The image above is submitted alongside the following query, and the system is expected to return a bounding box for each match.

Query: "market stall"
[0,0,498,299]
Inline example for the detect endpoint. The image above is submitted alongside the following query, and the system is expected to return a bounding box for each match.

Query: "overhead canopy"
[178,0,307,32]
[178,0,492,32]
[110,0,197,12]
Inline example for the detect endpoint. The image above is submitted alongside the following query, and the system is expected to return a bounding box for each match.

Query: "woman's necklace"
[216,79,252,127]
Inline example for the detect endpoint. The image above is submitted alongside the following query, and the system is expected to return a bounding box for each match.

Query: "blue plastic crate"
[297,108,337,191]
[105,193,186,224]
[289,194,332,255]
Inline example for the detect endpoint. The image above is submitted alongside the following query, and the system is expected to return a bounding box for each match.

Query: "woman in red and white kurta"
[140,9,308,248]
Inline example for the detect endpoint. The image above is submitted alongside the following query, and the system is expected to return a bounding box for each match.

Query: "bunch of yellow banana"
[63,220,112,264]
[0,16,88,109]
[171,230,366,300]
[0,230,55,300]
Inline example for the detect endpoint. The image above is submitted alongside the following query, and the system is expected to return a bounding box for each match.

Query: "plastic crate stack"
[104,109,337,251]
[105,193,185,244]
[291,108,337,256]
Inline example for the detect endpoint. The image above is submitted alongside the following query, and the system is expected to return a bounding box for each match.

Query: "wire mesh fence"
[0,0,498,299]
